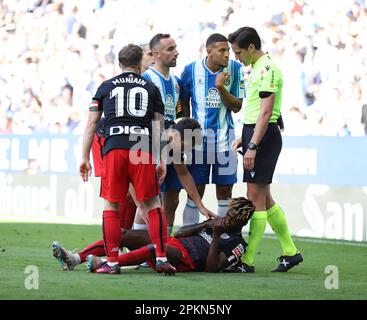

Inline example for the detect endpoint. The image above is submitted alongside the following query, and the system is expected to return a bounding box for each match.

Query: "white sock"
[156,256,167,263]
[183,199,199,225]
[107,261,118,267]
[72,253,81,264]
[133,223,148,230]
[217,199,230,217]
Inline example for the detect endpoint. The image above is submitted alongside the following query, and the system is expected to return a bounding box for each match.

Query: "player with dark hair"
[145,33,180,123]
[78,43,175,275]
[52,117,215,272]
[136,33,216,235]
[180,33,244,225]
[229,27,303,272]
[84,197,255,274]
[134,33,180,234]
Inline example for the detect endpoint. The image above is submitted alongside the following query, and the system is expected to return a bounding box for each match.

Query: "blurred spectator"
[0,0,366,136]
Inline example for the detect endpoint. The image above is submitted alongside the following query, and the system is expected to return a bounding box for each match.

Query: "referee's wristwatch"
[247,142,258,151]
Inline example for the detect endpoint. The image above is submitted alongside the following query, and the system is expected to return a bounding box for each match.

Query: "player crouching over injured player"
[51,118,216,275]
[85,197,255,274]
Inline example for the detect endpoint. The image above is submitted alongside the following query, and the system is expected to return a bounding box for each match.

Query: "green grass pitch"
[0,222,366,300]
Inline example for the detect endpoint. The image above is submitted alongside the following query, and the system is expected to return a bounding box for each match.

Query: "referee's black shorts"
[241,123,282,184]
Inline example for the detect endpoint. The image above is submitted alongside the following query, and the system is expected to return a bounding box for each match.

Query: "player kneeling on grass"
[90,197,255,274]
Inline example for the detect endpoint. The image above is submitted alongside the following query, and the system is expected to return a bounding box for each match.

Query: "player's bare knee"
[134,210,146,224]
[104,200,119,211]
[139,196,161,212]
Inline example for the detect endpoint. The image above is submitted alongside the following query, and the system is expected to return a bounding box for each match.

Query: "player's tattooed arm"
[175,99,185,119]
[174,219,215,239]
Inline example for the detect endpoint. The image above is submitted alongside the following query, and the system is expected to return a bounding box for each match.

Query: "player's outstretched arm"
[173,163,216,219]
[174,219,215,239]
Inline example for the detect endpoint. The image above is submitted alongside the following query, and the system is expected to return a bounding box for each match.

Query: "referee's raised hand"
[80,160,92,182]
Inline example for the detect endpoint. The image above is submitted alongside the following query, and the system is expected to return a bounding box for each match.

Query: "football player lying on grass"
[52,117,216,275]
[52,197,254,275]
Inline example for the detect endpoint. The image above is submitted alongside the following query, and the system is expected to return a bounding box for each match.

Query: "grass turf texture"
[0,222,366,300]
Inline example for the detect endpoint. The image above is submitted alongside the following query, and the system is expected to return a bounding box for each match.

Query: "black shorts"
[241,123,282,184]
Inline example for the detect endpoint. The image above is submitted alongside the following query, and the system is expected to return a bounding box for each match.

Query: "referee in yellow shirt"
[228,27,303,272]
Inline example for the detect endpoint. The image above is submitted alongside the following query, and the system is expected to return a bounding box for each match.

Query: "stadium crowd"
[0,0,366,136]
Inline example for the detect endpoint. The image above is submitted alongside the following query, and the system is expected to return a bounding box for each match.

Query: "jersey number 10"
[110,87,148,118]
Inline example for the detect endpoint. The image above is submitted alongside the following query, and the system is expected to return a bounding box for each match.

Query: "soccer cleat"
[52,241,79,271]
[271,252,303,272]
[223,261,255,273]
[52,241,67,270]
[155,260,176,276]
[95,263,121,274]
[86,254,107,273]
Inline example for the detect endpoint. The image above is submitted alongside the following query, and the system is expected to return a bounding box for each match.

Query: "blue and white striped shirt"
[142,67,181,122]
[181,58,244,152]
